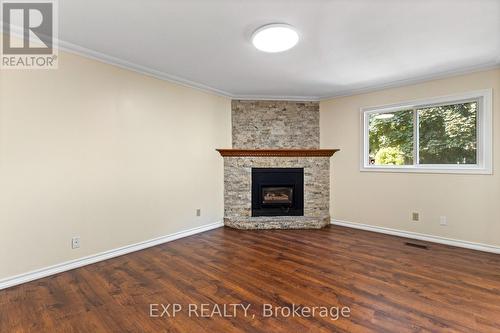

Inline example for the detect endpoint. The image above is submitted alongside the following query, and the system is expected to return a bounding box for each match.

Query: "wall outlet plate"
[71,236,80,249]
[440,216,447,226]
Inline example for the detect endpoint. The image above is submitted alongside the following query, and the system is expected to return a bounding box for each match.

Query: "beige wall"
[0,51,231,279]
[320,69,500,247]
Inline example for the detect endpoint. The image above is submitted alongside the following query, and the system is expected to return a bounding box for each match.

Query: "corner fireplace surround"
[218,149,337,229]
[252,168,304,217]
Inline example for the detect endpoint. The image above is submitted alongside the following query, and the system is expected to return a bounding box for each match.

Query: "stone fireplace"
[217,100,337,229]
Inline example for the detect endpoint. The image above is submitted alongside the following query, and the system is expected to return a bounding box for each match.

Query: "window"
[361,90,492,174]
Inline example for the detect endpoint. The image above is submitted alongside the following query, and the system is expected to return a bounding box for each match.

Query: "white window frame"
[360,89,493,174]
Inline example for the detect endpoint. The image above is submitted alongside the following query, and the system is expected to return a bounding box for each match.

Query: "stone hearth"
[217,100,338,230]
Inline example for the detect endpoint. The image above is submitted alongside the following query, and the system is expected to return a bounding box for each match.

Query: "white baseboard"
[331,219,500,254]
[0,221,224,290]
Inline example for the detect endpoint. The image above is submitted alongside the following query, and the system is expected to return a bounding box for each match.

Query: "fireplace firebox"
[252,168,304,216]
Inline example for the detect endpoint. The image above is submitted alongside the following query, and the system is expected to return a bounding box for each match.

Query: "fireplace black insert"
[252,168,304,216]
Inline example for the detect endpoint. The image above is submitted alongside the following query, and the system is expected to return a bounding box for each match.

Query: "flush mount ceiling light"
[252,24,299,53]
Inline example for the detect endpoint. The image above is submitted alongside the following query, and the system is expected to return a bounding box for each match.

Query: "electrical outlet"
[411,212,420,222]
[440,216,447,226]
[196,209,201,217]
[71,236,80,249]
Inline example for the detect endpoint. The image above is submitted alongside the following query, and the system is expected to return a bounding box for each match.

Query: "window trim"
[360,89,493,174]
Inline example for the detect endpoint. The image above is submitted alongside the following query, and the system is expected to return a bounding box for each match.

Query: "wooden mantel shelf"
[216,149,339,157]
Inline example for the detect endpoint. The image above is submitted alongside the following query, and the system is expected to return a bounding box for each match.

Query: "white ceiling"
[60,0,500,100]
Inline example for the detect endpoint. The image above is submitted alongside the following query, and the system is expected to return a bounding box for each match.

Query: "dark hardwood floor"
[1,225,500,332]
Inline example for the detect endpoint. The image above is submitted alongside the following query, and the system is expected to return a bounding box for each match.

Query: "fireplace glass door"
[261,186,293,205]
[252,168,304,217]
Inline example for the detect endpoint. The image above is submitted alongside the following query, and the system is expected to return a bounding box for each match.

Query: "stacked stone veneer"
[232,100,319,149]
[224,157,330,229]
[223,100,331,230]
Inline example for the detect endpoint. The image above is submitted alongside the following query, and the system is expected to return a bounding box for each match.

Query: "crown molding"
[49,39,318,101]
[319,61,500,101]
[1,28,234,98]
[60,40,500,102]
[5,30,499,102]
[58,40,236,99]
[230,94,320,102]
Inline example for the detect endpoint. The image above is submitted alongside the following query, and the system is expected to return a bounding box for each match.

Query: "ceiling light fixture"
[252,24,299,53]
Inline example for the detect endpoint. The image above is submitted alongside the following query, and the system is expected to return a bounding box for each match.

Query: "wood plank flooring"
[1,225,500,332]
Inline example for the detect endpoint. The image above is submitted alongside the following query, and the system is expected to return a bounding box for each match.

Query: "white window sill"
[360,165,492,175]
